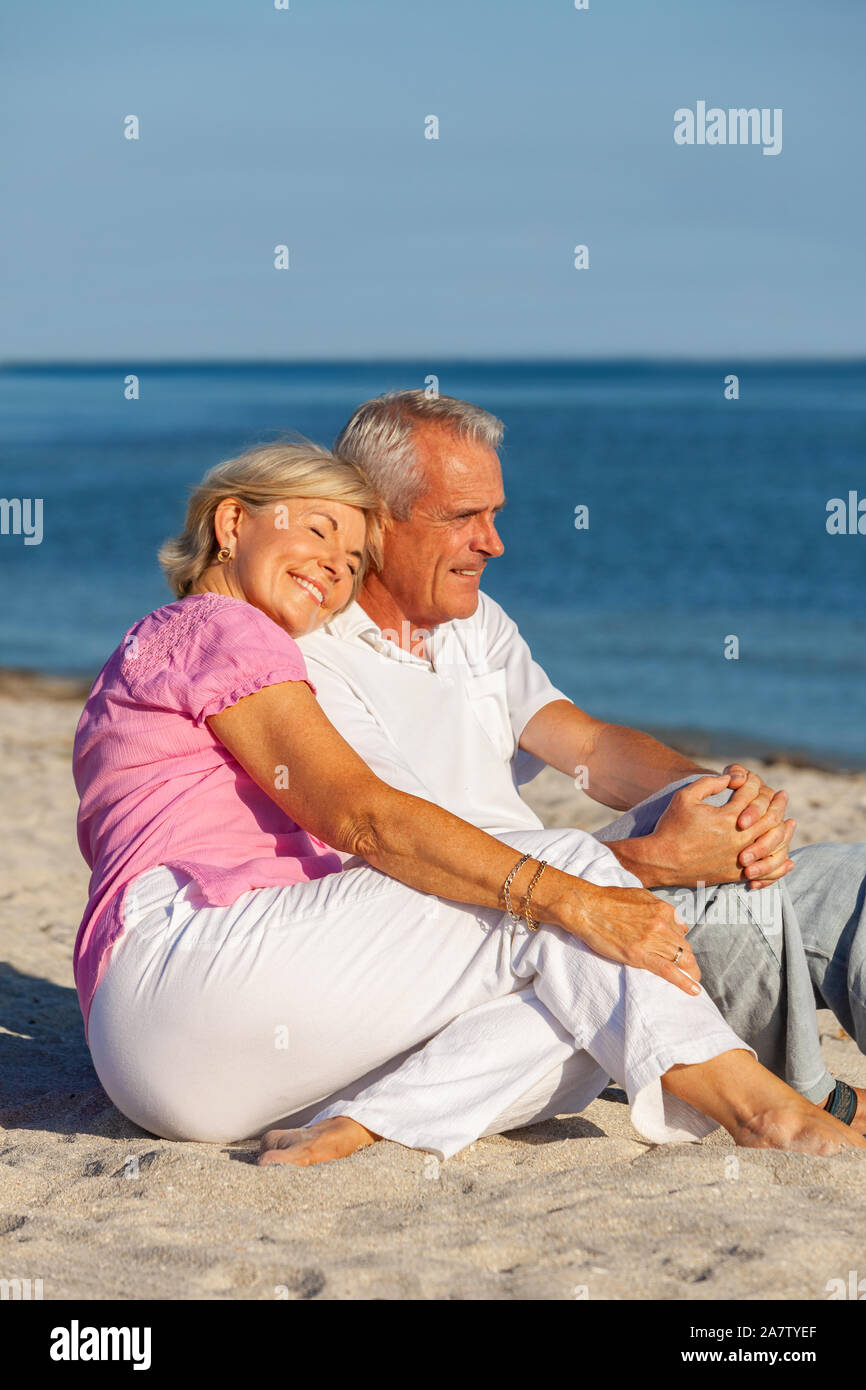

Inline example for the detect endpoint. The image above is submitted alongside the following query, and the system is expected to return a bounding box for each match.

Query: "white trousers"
[87,828,750,1159]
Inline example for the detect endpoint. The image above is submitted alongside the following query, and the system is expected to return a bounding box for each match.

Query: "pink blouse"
[73,593,343,1039]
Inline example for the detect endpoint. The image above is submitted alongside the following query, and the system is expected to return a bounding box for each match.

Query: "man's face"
[377,423,506,627]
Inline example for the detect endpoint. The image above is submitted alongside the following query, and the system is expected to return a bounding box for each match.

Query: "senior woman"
[73,440,863,1167]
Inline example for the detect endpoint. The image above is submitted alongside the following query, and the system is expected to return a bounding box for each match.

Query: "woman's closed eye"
[307,523,359,577]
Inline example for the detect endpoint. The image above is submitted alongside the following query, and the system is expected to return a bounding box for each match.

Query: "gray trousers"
[287,777,866,1149]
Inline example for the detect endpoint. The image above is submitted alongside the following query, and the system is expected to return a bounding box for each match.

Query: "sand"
[2,676,866,1301]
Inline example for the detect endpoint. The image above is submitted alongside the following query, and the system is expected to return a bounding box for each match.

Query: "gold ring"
[673,946,683,966]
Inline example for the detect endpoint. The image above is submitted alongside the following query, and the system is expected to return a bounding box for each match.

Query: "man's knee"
[788,841,866,955]
[597,773,724,841]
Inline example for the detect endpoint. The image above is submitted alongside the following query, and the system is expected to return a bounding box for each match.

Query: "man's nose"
[472,516,505,558]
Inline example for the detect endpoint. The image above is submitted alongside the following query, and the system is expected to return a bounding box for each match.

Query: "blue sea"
[1,361,865,767]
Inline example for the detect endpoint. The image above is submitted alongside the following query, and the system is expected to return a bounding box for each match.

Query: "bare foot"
[257,1115,380,1167]
[662,1050,866,1155]
[733,1104,866,1155]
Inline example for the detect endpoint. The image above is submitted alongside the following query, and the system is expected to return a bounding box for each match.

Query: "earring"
[217,547,232,563]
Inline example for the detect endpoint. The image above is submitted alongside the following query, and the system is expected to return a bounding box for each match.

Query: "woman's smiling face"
[212,496,368,636]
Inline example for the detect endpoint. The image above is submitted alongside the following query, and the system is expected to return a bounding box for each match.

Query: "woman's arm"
[207,679,701,994]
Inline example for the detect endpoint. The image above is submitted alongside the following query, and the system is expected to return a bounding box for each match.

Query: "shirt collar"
[322,600,379,645]
[323,601,453,669]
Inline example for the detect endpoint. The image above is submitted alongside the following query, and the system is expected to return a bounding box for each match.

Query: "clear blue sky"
[3,0,864,360]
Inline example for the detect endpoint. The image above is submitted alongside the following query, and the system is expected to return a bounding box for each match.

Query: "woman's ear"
[213,498,245,553]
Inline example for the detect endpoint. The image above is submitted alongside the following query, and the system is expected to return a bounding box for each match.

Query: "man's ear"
[365,511,392,573]
[360,509,394,576]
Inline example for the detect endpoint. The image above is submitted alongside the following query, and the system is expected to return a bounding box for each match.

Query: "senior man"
[264,390,866,1166]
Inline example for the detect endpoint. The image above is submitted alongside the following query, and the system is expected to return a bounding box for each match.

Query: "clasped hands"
[648,764,796,890]
[569,766,795,996]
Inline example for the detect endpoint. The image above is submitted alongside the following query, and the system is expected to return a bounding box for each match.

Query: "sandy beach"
[2,672,866,1302]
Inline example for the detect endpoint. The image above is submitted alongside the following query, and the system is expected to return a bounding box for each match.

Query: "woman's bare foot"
[257,1115,380,1167]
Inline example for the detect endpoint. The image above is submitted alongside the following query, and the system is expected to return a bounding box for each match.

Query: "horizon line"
[3,354,866,371]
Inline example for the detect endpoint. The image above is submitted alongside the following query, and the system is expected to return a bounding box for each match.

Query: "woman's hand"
[564,879,701,996]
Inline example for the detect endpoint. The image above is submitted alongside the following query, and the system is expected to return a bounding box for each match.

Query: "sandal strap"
[824,1079,858,1126]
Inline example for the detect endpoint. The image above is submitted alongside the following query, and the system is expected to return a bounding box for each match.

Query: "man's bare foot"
[733,1104,866,1155]
[662,1050,866,1154]
[257,1115,380,1167]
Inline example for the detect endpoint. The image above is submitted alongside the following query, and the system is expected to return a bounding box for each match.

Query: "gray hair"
[334,390,505,520]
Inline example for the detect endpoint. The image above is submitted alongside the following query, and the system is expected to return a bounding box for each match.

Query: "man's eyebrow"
[447,499,507,517]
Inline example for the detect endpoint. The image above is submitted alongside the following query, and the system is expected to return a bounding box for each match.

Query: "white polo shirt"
[296,591,570,836]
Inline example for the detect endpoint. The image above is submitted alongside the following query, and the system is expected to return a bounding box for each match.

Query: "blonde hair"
[158,439,384,600]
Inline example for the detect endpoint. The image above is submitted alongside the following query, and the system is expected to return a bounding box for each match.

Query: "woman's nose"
[321,547,350,580]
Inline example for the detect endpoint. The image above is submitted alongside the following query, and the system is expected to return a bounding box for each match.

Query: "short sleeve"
[121,595,313,725]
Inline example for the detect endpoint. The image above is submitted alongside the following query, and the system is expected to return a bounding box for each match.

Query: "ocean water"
[1,361,865,766]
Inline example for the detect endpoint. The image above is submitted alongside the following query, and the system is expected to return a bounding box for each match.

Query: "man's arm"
[519,698,714,811]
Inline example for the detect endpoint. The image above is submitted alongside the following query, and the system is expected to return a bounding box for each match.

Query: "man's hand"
[610,773,796,890]
[722,764,796,889]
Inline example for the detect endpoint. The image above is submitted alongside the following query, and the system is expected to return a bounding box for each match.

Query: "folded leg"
[306,826,746,1158]
[285,984,607,1161]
